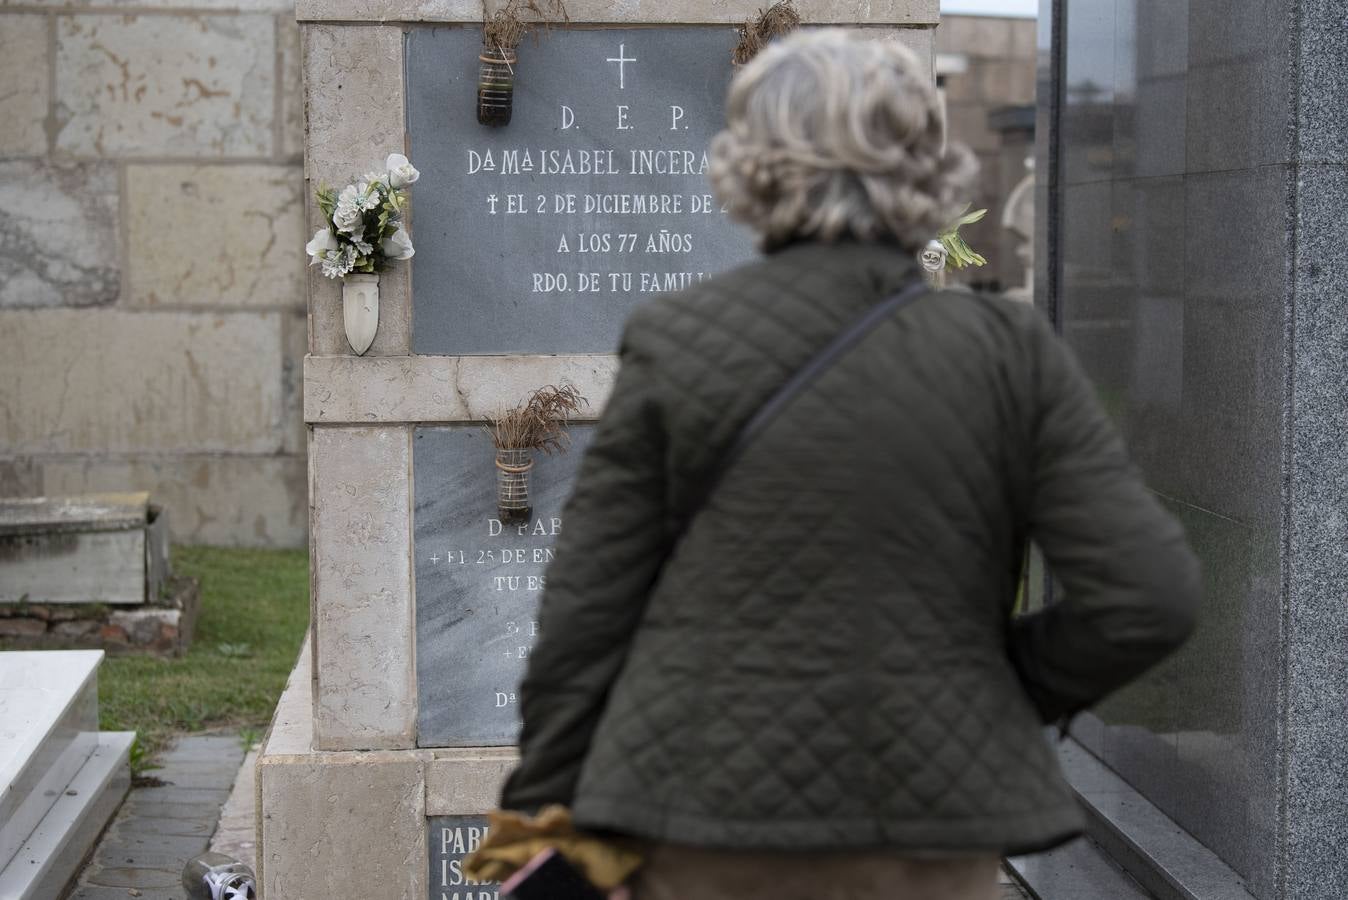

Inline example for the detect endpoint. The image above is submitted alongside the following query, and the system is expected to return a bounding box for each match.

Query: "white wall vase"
[342,274,380,356]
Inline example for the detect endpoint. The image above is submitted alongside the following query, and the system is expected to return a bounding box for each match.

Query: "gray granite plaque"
[428,816,498,900]
[415,426,593,747]
[407,26,757,354]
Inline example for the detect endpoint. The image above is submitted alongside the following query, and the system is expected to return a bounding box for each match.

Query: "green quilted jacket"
[500,241,1201,856]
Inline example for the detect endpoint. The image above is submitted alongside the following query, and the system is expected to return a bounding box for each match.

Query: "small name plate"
[428,816,498,900]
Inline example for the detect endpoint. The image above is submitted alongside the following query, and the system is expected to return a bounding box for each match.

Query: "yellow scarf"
[462,805,645,891]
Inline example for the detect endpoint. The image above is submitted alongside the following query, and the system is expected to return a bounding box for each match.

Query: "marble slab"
[407,26,757,354]
[0,730,132,900]
[0,651,102,870]
[427,815,497,900]
[415,426,592,747]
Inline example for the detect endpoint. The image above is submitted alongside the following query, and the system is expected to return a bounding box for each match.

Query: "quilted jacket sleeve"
[500,316,670,812]
[1008,313,1202,723]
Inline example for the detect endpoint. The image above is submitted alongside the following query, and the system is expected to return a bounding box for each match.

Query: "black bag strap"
[674,280,930,541]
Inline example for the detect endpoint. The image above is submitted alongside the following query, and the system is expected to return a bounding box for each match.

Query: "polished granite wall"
[1040,1,1348,897]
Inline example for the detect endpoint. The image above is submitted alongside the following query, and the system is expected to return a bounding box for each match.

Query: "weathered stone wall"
[0,3,306,547]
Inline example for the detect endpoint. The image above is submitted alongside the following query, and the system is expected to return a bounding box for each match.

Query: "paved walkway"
[65,730,1031,900]
[68,734,245,900]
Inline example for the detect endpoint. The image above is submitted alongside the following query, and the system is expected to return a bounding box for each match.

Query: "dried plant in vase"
[487,384,587,524]
[478,0,570,127]
[732,0,802,66]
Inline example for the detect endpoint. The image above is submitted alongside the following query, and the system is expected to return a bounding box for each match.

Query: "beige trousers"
[631,845,1001,900]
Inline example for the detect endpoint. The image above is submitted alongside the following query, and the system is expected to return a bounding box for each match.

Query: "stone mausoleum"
[1017,1,1348,899]
[256,3,939,897]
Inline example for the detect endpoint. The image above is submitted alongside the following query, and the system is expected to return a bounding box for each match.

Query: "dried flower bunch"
[482,0,569,51]
[733,0,802,66]
[306,154,420,280]
[488,384,588,453]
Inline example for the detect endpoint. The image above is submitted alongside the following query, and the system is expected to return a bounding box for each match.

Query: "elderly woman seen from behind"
[500,30,1199,900]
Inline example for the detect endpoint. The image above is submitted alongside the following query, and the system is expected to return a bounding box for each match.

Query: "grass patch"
[99,546,309,771]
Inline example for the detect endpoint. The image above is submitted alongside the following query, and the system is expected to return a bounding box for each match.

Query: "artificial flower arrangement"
[921,205,989,285]
[306,153,420,279]
[305,153,420,355]
[938,205,988,271]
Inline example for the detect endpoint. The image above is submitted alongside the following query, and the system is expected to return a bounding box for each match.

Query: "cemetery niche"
[260,4,937,898]
[408,26,756,355]
[415,426,594,747]
[409,25,758,749]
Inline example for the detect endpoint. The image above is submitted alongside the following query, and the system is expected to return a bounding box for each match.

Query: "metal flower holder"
[495,447,534,524]
[477,47,517,126]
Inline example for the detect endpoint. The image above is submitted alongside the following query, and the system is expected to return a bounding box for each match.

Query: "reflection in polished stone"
[1054,0,1290,890]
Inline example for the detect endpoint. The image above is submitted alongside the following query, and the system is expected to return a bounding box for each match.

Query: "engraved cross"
[607,43,637,90]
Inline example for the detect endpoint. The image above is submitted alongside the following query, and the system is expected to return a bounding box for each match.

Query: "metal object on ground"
[182,852,257,900]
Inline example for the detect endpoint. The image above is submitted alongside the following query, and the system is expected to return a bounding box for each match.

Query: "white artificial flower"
[385,153,420,188]
[320,245,357,279]
[333,185,365,235]
[920,239,949,273]
[305,228,338,265]
[381,226,415,260]
[353,238,374,256]
[355,181,381,211]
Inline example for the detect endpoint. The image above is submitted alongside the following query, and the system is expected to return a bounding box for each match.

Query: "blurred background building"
[935,10,1037,294]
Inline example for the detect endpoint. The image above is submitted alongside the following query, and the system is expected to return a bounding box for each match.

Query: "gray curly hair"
[710,30,975,252]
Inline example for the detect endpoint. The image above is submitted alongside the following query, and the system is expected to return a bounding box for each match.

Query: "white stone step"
[0,731,133,900]
[0,650,104,870]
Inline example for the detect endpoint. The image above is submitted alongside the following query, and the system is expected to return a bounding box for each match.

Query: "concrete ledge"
[297,0,940,25]
[1014,740,1256,900]
[426,748,518,816]
[1009,835,1151,900]
[0,731,133,900]
[305,354,619,423]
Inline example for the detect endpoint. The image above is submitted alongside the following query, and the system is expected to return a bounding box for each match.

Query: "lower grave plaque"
[429,816,498,900]
[415,426,594,747]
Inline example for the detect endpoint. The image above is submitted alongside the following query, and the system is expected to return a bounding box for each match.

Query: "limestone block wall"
[0,2,307,548]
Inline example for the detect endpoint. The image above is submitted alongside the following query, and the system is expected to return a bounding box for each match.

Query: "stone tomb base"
[257,640,516,900]
[0,575,200,656]
[0,493,200,656]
